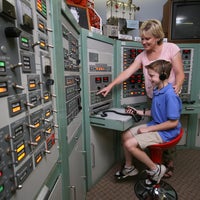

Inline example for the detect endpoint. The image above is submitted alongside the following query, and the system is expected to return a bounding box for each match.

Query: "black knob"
[4,27,21,38]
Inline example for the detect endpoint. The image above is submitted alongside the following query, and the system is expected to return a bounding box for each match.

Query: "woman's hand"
[173,84,182,95]
[96,85,112,97]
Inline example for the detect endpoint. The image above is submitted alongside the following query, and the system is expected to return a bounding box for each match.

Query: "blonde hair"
[140,19,165,45]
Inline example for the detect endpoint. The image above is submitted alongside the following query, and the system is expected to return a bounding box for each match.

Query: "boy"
[116,59,182,184]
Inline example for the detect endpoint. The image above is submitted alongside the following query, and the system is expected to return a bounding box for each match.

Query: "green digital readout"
[0,61,5,67]
[21,37,28,43]
[0,61,5,72]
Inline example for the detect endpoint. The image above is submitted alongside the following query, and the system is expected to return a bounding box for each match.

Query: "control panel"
[180,48,194,102]
[87,39,113,114]
[121,46,146,105]
[61,14,82,143]
[0,0,58,199]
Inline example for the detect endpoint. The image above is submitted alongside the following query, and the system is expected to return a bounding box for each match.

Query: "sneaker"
[146,164,166,185]
[115,166,139,179]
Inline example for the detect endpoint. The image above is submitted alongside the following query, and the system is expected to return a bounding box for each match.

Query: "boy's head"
[145,60,172,83]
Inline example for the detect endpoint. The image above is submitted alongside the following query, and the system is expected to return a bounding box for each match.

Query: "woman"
[97,19,185,178]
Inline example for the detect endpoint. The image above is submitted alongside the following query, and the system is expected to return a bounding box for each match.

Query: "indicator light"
[0,85,7,93]
[36,154,42,164]
[0,61,6,72]
[16,144,25,153]
[45,110,51,117]
[21,37,28,43]
[12,102,21,113]
[18,152,26,161]
[35,135,41,142]
[0,184,4,193]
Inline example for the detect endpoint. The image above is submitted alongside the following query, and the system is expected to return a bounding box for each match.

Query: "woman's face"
[140,31,159,51]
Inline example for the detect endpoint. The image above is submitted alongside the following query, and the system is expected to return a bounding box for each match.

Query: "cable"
[100,109,142,122]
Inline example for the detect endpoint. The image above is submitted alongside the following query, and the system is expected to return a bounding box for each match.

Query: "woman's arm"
[172,51,185,94]
[96,59,141,97]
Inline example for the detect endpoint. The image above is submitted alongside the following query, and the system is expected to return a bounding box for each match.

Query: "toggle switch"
[4,134,15,141]
[51,94,56,98]
[28,141,38,146]
[26,124,36,129]
[12,83,25,90]
[24,102,35,108]
[4,27,21,38]
[42,118,50,123]
[46,27,53,32]
[44,150,51,154]
[10,62,23,70]
[32,41,40,48]
[6,148,16,154]
[47,44,54,48]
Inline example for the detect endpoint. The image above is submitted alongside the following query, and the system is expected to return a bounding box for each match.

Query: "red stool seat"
[148,128,184,163]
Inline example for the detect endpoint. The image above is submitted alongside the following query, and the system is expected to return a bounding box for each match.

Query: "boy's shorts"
[128,124,163,149]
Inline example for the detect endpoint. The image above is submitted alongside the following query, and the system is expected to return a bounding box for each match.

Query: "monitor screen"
[171,1,200,41]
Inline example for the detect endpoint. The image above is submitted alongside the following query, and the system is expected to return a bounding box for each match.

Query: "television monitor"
[162,0,200,43]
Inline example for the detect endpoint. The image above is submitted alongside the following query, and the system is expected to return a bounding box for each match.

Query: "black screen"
[171,2,200,40]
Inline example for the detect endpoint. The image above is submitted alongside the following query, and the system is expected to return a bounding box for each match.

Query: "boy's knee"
[121,130,132,142]
[124,138,137,151]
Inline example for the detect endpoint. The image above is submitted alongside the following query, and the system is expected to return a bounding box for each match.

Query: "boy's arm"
[126,106,151,117]
[138,119,179,134]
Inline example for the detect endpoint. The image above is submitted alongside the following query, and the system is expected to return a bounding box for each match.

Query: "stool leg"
[149,148,163,164]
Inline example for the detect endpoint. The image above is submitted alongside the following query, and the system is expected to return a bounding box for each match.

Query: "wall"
[94,0,168,24]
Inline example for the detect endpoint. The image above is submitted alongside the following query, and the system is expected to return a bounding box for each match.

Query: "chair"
[148,128,184,164]
[134,128,184,200]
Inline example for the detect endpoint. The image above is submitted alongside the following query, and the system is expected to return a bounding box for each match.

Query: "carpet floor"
[86,149,200,200]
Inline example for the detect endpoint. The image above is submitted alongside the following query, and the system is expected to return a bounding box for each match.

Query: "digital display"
[45,109,51,117]
[35,152,42,164]
[36,0,47,18]
[12,102,21,113]
[21,37,28,43]
[0,184,4,193]
[0,82,8,93]
[103,77,109,82]
[30,96,37,105]
[38,21,45,32]
[46,127,52,134]
[95,77,102,83]
[40,40,46,48]
[16,144,25,153]
[35,134,41,142]
[14,125,23,138]
[34,119,40,128]
[0,61,5,72]
[29,80,36,89]
[18,152,26,161]
[95,67,105,71]
[44,92,50,101]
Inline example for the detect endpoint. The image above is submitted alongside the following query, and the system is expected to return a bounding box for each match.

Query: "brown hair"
[145,59,172,79]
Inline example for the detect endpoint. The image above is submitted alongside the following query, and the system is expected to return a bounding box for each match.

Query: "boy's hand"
[125,106,137,115]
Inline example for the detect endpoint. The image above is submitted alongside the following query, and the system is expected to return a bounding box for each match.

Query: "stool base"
[134,172,177,200]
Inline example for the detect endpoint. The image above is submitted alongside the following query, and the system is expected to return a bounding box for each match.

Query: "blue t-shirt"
[147,83,182,142]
